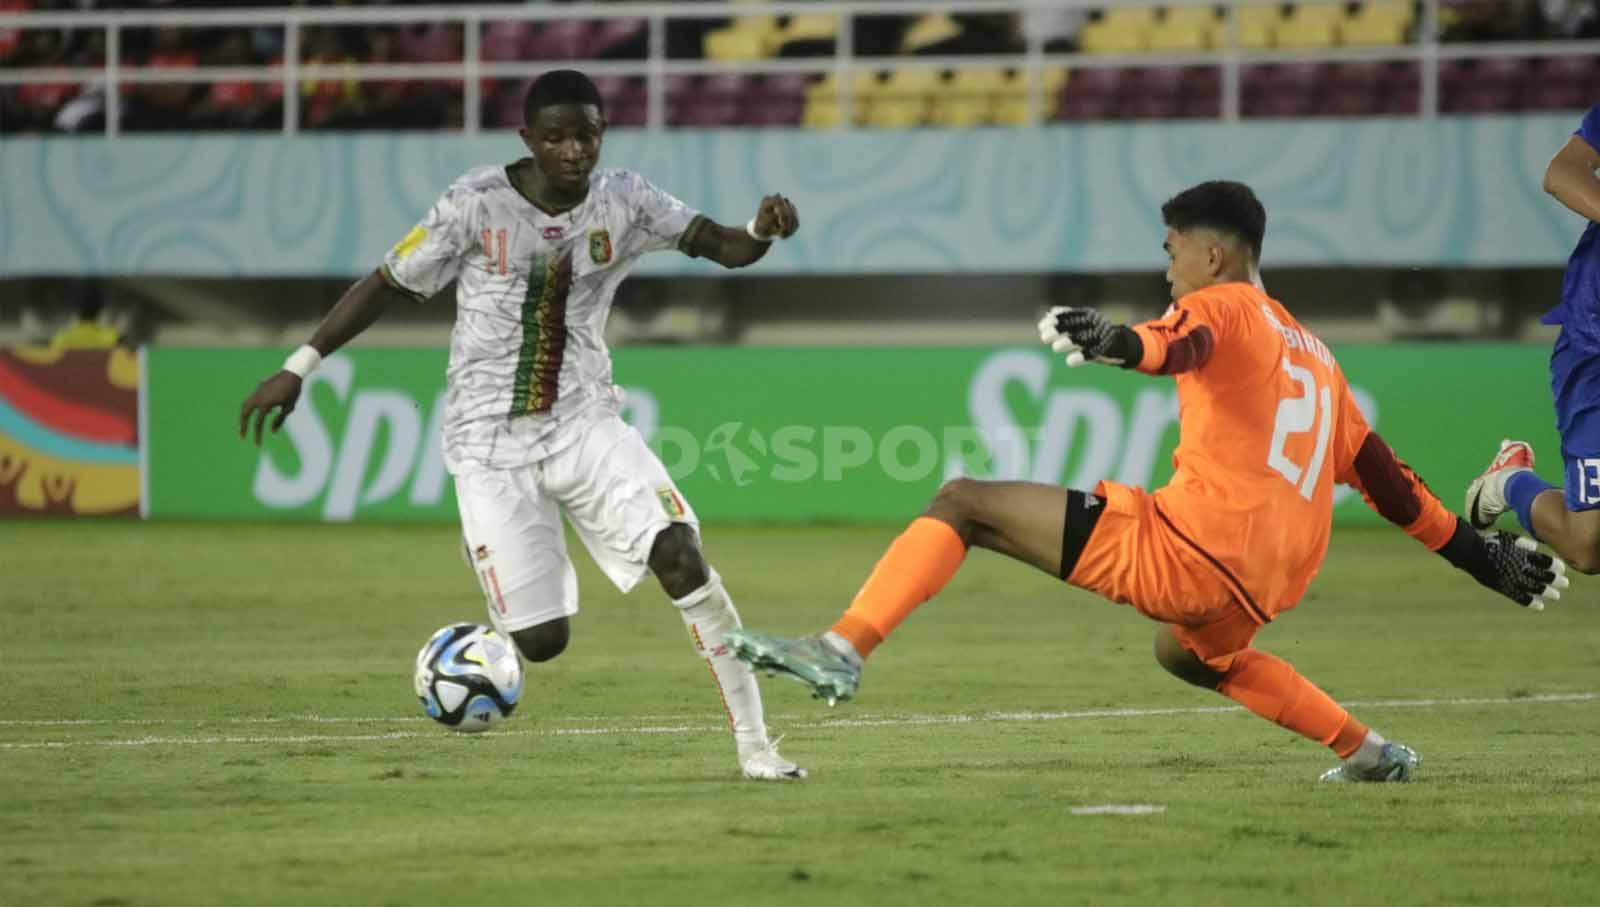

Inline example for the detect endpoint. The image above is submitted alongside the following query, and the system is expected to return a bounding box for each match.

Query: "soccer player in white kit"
[239,70,805,779]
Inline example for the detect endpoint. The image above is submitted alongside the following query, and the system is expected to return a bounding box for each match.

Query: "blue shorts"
[1550,328,1600,511]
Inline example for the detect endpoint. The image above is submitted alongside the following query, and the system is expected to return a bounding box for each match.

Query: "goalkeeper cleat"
[740,742,807,781]
[1318,742,1420,783]
[725,630,861,706]
[1466,439,1536,530]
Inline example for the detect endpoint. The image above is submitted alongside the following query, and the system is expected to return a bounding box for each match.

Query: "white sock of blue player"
[672,569,772,759]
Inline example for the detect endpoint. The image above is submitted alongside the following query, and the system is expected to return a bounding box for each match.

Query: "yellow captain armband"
[391,225,427,260]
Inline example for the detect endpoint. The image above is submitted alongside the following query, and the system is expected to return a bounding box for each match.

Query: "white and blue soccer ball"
[413,623,523,732]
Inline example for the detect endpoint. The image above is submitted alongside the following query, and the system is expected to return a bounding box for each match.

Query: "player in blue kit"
[1469,103,1600,574]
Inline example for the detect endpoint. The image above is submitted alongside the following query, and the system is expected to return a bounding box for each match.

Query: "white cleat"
[741,744,807,781]
[1466,439,1536,530]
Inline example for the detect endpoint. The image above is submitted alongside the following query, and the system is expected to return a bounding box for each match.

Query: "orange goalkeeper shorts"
[1066,480,1261,669]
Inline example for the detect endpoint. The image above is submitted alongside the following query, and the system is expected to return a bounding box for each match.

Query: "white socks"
[821,631,864,667]
[1347,729,1389,768]
[672,569,770,759]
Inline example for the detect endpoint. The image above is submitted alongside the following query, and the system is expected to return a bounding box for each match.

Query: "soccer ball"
[413,623,523,732]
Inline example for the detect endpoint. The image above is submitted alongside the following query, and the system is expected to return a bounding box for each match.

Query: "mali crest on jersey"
[589,229,613,265]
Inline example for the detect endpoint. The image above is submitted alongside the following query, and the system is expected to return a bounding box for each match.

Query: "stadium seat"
[705,3,781,62]
[1078,8,1157,54]
[1275,3,1345,49]
[1524,56,1599,111]
[900,13,963,54]
[1233,5,1281,49]
[704,27,769,62]
[1342,2,1413,46]
[991,70,1058,126]
[866,67,938,128]
[802,71,879,128]
[1122,66,1188,119]
[1320,60,1389,116]
[1058,66,1125,121]
[527,20,593,60]
[932,67,1005,127]
[771,13,839,56]
[1473,56,1532,92]
[488,81,525,128]
[590,18,646,58]
[481,22,533,63]
[593,74,646,126]
[401,24,459,63]
[743,74,811,126]
[1441,57,1528,113]
[1148,7,1222,53]
[665,74,744,126]
[1184,68,1223,119]
[1243,62,1324,117]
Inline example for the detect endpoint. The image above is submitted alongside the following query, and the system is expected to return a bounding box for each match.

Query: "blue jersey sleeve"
[1577,105,1600,150]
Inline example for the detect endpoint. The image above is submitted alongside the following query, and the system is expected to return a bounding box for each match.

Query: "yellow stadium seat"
[991,71,1047,127]
[951,67,1008,93]
[1276,3,1344,48]
[1343,2,1413,46]
[867,67,938,128]
[769,13,839,54]
[930,68,1004,128]
[705,27,769,61]
[1234,5,1282,49]
[705,0,779,60]
[1149,7,1222,52]
[1078,7,1158,54]
[901,13,964,54]
[803,71,880,129]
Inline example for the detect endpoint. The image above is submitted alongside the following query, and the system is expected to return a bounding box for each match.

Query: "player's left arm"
[1332,400,1568,609]
[679,194,799,269]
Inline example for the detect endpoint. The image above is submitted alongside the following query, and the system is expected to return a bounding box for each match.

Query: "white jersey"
[381,164,702,472]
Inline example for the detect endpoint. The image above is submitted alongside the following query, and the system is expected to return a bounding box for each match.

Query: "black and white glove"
[1037,306,1125,367]
[1440,522,1569,611]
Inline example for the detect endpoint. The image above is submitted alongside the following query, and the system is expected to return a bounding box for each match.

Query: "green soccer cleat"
[725,630,861,706]
[1319,742,1420,783]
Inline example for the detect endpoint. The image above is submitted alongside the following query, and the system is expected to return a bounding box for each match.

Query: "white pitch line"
[0,692,1590,752]
[2,692,1590,730]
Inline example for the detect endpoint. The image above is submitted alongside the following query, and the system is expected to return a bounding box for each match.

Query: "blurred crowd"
[3,1,1598,134]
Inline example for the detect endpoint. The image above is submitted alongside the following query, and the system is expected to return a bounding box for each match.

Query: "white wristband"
[283,344,322,379]
[746,217,776,242]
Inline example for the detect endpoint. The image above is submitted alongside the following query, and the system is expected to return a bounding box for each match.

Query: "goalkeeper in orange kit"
[727,181,1568,782]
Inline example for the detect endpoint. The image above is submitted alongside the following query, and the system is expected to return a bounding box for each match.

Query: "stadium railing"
[0,0,1596,136]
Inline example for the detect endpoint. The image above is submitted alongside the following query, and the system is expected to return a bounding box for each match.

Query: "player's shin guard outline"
[673,569,770,756]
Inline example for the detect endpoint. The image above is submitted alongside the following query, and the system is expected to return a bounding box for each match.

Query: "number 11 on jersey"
[1268,357,1334,500]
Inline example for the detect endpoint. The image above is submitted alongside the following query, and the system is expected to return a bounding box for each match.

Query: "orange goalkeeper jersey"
[1130,282,1456,622]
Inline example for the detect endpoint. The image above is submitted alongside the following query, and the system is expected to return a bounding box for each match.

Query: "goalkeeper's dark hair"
[523,70,604,124]
[1161,181,1266,262]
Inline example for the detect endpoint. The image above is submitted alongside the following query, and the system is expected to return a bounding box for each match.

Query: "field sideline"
[4,522,1597,906]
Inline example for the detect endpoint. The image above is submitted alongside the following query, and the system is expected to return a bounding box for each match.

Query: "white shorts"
[454,409,698,634]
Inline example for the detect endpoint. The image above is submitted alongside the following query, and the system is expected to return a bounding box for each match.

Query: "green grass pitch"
[3,522,1597,906]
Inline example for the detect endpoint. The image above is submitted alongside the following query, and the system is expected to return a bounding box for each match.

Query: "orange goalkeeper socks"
[830,517,967,659]
[1218,649,1369,757]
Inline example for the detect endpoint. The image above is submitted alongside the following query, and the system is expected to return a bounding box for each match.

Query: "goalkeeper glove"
[1037,306,1134,368]
[1438,519,1568,611]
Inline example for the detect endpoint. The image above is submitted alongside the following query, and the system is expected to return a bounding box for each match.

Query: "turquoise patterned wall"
[1,115,1586,277]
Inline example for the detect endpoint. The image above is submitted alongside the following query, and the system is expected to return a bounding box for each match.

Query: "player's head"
[520,70,605,195]
[1159,181,1266,299]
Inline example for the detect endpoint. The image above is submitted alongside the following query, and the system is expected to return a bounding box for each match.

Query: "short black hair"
[1160,180,1266,261]
[523,69,604,123]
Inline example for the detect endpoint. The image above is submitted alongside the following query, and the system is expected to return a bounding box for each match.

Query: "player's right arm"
[1543,106,1600,224]
[238,187,473,445]
[1330,390,1568,609]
